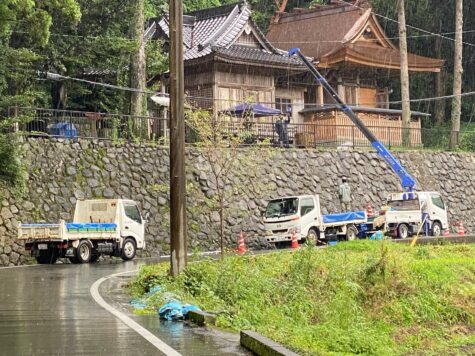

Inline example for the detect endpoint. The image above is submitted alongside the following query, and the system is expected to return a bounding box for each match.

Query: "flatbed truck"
[18,199,147,264]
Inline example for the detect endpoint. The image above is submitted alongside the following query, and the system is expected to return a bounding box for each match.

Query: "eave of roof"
[184,45,307,70]
[300,105,431,117]
[319,44,444,72]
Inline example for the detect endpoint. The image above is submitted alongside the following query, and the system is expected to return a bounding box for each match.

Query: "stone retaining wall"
[1,138,474,266]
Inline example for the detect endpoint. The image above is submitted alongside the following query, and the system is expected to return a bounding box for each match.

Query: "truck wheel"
[346,226,358,241]
[77,240,92,263]
[431,222,442,237]
[307,228,318,245]
[121,238,136,261]
[36,250,58,265]
[397,224,409,239]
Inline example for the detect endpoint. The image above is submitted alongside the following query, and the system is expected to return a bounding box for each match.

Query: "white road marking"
[90,270,181,356]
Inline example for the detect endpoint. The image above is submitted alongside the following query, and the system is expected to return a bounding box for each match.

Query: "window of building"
[124,205,142,224]
[275,97,292,114]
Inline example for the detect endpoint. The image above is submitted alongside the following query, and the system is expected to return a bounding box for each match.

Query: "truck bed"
[322,211,367,226]
[18,222,118,241]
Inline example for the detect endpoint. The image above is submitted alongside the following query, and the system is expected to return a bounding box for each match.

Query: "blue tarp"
[159,300,200,321]
[66,223,117,231]
[222,103,282,117]
[48,122,78,139]
[323,211,366,224]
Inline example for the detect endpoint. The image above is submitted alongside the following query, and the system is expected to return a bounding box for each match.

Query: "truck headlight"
[288,227,301,234]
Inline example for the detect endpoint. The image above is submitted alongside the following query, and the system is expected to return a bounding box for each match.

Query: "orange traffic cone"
[457,221,465,236]
[443,227,450,236]
[291,230,299,249]
[366,202,374,218]
[237,231,246,254]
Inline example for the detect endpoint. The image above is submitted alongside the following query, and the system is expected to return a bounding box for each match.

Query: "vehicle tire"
[36,249,58,265]
[346,225,358,241]
[307,228,319,245]
[90,254,101,263]
[68,256,80,264]
[431,222,442,237]
[121,238,136,261]
[76,240,92,263]
[397,224,410,239]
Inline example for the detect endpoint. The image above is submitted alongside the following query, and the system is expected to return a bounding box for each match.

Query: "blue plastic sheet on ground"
[369,230,385,240]
[158,300,200,321]
[129,285,162,310]
[130,300,148,310]
[323,211,366,224]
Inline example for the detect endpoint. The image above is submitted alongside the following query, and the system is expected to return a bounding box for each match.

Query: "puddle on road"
[101,275,251,356]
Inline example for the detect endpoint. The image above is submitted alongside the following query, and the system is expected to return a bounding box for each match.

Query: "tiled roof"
[267,3,444,72]
[152,1,303,68]
[212,45,304,68]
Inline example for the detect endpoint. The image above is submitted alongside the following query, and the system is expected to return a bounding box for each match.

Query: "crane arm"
[289,48,417,192]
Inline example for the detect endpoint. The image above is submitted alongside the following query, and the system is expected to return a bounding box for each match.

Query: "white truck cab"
[384,191,448,238]
[264,195,367,244]
[19,199,148,264]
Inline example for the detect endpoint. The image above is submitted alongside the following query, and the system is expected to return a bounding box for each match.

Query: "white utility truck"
[263,192,449,245]
[384,191,448,238]
[18,199,147,264]
[274,48,451,243]
[264,195,367,244]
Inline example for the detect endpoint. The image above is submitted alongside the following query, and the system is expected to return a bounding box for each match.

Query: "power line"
[40,71,475,108]
[12,30,137,43]
[270,29,475,45]
[341,0,475,48]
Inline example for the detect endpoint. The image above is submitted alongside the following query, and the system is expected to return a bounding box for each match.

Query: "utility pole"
[169,0,187,276]
[398,0,411,147]
[129,0,146,127]
[450,0,463,149]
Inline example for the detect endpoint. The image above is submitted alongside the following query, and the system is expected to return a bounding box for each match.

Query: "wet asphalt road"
[0,258,249,356]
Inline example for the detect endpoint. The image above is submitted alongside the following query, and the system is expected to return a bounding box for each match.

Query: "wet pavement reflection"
[0,259,250,356]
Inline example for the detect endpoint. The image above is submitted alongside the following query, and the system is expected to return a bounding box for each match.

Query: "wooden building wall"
[303,110,422,146]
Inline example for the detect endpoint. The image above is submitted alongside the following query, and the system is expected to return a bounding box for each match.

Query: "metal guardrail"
[6,107,473,150]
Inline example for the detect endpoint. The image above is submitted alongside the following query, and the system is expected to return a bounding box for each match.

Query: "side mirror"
[144,211,150,222]
[260,211,265,218]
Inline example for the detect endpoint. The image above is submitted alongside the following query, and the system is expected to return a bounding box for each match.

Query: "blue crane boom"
[289,48,417,192]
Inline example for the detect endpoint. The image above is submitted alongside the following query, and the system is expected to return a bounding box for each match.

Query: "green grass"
[128,242,475,355]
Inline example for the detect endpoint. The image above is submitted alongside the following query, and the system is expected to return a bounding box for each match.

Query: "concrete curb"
[394,235,475,245]
[188,310,217,326]
[240,330,300,356]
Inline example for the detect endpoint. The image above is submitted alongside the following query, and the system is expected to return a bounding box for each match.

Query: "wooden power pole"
[398,0,411,147]
[450,0,463,149]
[169,0,187,276]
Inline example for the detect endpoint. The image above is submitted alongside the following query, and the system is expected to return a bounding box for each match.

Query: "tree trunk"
[434,32,446,125]
[129,0,146,136]
[398,0,411,147]
[450,0,463,149]
[220,204,224,260]
[51,81,67,110]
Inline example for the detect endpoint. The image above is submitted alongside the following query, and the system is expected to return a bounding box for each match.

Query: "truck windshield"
[265,198,298,218]
[388,199,420,211]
